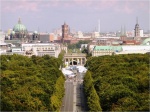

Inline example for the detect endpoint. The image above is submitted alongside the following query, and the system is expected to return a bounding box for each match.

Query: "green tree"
[84,54,149,111]
[87,85,102,111]
[0,54,65,111]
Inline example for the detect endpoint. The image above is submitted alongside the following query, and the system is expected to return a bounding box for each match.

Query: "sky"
[1,0,150,33]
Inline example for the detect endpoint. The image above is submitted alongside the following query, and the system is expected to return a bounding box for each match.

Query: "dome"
[135,23,139,27]
[135,23,139,26]
[34,31,38,34]
[11,31,15,35]
[13,18,27,33]
[142,37,150,45]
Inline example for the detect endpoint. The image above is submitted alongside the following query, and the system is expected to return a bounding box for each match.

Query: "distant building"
[141,37,150,45]
[120,26,127,41]
[90,37,121,46]
[89,37,150,56]
[140,30,143,37]
[74,31,84,38]
[92,46,122,56]
[22,43,61,57]
[31,31,40,42]
[134,18,141,42]
[122,40,139,45]
[7,29,13,36]
[92,32,100,38]
[0,30,5,43]
[92,45,150,56]
[0,43,9,53]
[39,33,50,42]
[50,33,54,42]
[10,18,29,42]
[62,22,70,43]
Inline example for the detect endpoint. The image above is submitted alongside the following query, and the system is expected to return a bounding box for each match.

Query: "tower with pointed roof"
[120,25,127,41]
[134,17,140,37]
[134,17,141,42]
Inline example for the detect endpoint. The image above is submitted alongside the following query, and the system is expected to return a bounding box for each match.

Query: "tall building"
[62,22,69,43]
[120,26,127,41]
[134,18,140,37]
[134,18,141,41]
[98,19,100,33]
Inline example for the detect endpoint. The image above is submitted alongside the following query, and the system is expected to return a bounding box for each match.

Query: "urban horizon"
[1,0,149,33]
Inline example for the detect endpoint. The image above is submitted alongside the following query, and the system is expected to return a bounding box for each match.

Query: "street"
[76,72,87,112]
[61,69,87,112]
[61,80,74,111]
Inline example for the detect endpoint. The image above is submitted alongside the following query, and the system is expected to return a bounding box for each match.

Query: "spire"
[136,17,138,24]
[124,25,126,36]
[64,21,66,25]
[98,19,100,33]
[18,17,21,24]
[121,25,123,36]
[38,27,40,33]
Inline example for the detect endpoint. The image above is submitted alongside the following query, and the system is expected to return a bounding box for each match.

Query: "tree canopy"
[0,54,65,111]
[83,71,102,111]
[84,54,149,111]
[68,40,90,49]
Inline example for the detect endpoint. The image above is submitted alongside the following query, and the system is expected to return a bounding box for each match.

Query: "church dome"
[142,37,150,45]
[13,18,27,33]
[11,31,15,35]
[34,31,38,34]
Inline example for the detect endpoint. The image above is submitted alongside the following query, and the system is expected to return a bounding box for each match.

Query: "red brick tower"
[62,22,69,43]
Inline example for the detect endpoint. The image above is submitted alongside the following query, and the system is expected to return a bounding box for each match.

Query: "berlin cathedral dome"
[11,18,28,40]
[13,18,27,33]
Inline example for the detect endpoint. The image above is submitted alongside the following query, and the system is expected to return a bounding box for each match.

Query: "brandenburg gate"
[63,53,87,66]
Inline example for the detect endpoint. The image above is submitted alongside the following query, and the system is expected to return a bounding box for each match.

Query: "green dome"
[142,37,150,45]
[13,18,27,33]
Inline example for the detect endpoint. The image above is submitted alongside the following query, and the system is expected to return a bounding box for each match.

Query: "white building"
[92,45,150,56]
[140,30,143,37]
[22,43,61,57]
[92,32,100,38]
[91,38,150,56]
[73,31,83,38]
[77,31,83,38]
[0,31,5,43]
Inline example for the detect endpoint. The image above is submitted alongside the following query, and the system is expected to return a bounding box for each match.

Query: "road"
[76,72,88,112]
[61,69,87,112]
[61,80,74,111]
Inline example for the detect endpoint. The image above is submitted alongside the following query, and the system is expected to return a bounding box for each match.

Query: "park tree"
[84,54,149,111]
[0,54,65,111]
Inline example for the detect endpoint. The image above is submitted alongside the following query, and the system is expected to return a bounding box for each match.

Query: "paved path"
[61,70,87,112]
[61,80,74,112]
[76,72,88,112]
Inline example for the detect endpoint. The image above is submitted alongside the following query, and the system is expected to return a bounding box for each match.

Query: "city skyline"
[1,0,149,33]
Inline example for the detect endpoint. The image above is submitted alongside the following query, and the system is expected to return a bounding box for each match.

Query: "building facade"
[134,18,141,42]
[63,53,87,66]
[92,46,122,56]
[22,43,61,57]
[92,44,150,57]
[62,22,69,43]
[11,18,29,42]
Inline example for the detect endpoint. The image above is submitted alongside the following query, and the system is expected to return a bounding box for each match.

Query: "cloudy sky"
[1,0,149,33]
